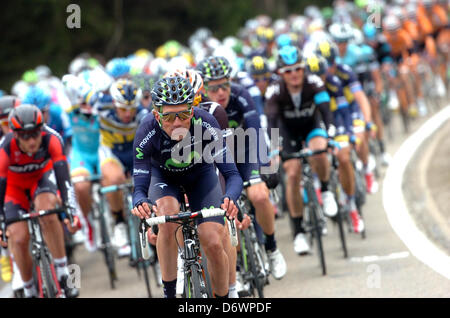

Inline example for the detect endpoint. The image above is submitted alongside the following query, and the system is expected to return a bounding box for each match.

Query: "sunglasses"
[252,74,271,82]
[158,109,192,122]
[17,127,42,141]
[206,82,231,93]
[278,65,303,74]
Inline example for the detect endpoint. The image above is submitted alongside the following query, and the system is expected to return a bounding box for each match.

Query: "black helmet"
[9,104,44,131]
[0,95,20,119]
[151,76,195,108]
[196,56,232,82]
[246,56,269,76]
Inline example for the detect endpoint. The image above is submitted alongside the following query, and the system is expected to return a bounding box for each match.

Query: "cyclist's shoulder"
[264,78,285,101]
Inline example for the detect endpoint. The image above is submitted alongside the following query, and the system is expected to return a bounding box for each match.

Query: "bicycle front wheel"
[185,263,209,298]
[241,228,265,298]
[37,250,59,298]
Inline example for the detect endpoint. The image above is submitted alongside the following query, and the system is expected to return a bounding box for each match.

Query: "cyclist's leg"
[186,168,229,297]
[4,187,32,284]
[99,146,126,221]
[33,170,66,261]
[70,149,94,220]
[148,168,181,298]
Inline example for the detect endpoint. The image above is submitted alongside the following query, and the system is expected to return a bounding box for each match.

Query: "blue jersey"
[132,108,243,206]
[68,109,100,155]
[47,103,72,142]
[234,72,265,115]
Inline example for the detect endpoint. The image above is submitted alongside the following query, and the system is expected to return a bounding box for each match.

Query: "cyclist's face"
[279,63,304,87]
[205,78,231,108]
[154,104,193,141]
[141,92,152,108]
[15,130,42,154]
[337,42,348,56]
[115,107,137,124]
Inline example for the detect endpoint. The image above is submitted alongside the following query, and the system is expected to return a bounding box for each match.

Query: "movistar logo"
[251,169,259,175]
[136,147,144,159]
[192,117,202,125]
[165,151,201,169]
[228,120,239,128]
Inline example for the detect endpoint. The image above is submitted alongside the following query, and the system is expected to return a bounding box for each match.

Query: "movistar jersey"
[132,108,243,206]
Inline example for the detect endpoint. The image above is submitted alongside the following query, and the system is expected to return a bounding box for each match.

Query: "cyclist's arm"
[132,121,153,207]
[345,69,372,123]
[48,134,77,213]
[0,148,10,218]
[313,85,333,132]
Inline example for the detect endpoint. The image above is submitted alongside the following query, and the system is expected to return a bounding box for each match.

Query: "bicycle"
[236,180,270,298]
[0,205,70,298]
[281,147,328,276]
[100,182,154,297]
[327,145,349,259]
[140,204,237,298]
[349,146,367,239]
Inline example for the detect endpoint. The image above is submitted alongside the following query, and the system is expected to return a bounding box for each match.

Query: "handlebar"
[100,183,134,194]
[71,174,102,184]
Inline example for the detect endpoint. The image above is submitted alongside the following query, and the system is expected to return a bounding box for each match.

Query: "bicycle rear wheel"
[98,203,117,289]
[241,228,265,298]
[37,250,59,298]
[306,185,327,276]
[184,263,209,298]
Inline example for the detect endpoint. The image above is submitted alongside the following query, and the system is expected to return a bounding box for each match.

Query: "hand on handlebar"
[132,200,152,219]
[221,197,238,221]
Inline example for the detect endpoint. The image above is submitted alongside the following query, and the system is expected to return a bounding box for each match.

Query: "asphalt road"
[1,104,450,298]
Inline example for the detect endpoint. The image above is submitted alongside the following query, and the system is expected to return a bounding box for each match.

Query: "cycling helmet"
[315,40,338,65]
[22,86,51,111]
[276,33,293,48]
[363,23,378,41]
[406,4,418,19]
[109,79,142,108]
[196,56,232,82]
[304,54,328,76]
[9,104,44,132]
[329,23,354,42]
[276,45,303,69]
[0,95,20,119]
[383,15,401,32]
[69,57,90,75]
[22,70,38,84]
[106,58,131,79]
[246,56,269,75]
[35,65,52,80]
[151,76,195,108]
[133,73,157,93]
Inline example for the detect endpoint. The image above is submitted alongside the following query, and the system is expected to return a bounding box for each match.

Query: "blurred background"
[0,0,333,91]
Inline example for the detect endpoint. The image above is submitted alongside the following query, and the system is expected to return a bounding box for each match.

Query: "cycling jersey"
[46,103,72,143]
[67,107,100,176]
[97,103,149,174]
[0,126,74,222]
[234,71,265,115]
[383,29,414,60]
[265,73,332,156]
[223,83,269,181]
[132,107,243,210]
[336,43,363,69]
[325,73,353,139]
[197,99,229,131]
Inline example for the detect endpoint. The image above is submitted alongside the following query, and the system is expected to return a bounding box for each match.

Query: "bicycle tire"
[330,170,349,258]
[305,184,327,276]
[38,250,58,298]
[131,217,153,298]
[199,247,213,298]
[185,263,209,298]
[241,228,265,298]
[98,202,117,289]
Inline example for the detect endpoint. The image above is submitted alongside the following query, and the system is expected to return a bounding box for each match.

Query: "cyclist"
[197,55,287,280]
[265,45,337,254]
[63,75,101,252]
[327,24,378,194]
[0,95,20,284]
[97,79,148,257]
[132,75,242,298]
[304,52,365,233]
[0,95,20,140]
[22,86,73,153]
[0,104,79,298]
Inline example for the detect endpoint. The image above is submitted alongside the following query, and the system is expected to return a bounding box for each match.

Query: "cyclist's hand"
[132,201,152,219]
[235,213,251,230]
[0,227,8,248]
[146,227,157,246]
[64,216,80,235]
[221,197,238,220]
